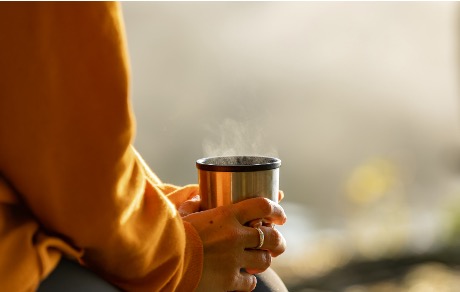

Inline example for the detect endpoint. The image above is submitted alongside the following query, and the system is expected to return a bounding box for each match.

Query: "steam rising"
[202,118,278,158]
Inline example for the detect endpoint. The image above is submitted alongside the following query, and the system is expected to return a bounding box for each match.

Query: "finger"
[248,219,263,228]
[261,226,286,257]
[231,271,257,292]
[231,197,287,225]
[178,195,201,217]
[243,250,271,275]
[249,219,274,229]
[278,190,284,202]
[245,226,286,257]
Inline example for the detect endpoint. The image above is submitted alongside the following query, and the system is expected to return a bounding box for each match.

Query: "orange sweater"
[0,2,202,291]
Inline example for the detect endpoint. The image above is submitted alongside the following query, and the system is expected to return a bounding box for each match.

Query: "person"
[0,2,287,292]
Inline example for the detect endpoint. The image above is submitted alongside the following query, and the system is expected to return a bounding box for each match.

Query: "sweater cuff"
[176,221,203,292]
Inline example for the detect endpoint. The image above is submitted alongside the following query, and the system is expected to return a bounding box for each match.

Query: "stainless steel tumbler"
[196,156,281,210]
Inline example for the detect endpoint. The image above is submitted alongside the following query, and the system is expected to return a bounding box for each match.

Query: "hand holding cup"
[184,156,287,291]
[183,197,286,291]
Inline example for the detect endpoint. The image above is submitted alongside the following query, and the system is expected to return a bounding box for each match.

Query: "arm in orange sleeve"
[0,2,202,291]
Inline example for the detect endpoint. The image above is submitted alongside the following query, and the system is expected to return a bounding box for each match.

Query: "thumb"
[178,195,201,217]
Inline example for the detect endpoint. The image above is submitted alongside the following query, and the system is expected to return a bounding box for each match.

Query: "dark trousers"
[38,258,288,292]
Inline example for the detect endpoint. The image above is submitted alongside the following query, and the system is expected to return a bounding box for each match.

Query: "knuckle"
[243,274,257,291]
[267,229,286,257]
[250,275,257,291]
[271,229,283,247]
[261,251,272,269]
[256,197,274,215]
[228,273,255,291]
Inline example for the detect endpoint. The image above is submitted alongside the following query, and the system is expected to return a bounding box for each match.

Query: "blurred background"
[122,2,460,291]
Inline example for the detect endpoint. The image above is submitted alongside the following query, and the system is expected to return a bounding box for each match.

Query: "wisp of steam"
[202,118,278,158]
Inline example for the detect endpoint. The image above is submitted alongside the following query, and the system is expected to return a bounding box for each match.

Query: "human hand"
[183,197,287,292]
[178,194,201,217]
[178,190,285,218]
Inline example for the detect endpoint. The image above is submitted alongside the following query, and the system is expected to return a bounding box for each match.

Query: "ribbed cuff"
[175,221,203,292]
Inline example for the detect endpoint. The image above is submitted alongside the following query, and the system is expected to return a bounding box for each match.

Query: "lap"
[39,258,287,292]
[38,258,119,292]
[254,268,288,292]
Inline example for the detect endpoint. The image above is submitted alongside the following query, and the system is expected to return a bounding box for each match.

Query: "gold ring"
[253,226,264,249]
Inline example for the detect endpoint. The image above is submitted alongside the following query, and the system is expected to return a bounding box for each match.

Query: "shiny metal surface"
[197,156,280,210]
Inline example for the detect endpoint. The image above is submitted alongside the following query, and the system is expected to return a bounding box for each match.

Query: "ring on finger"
[253,226,264,249]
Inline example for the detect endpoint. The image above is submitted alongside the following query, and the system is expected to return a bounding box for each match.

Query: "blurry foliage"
[444,198,460,247]
[345,157,410,261]
[344,263,460,292]
[346,158,397,206]
[276,157,460,291]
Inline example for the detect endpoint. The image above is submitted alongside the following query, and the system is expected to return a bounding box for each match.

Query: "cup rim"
[196,155,281,172]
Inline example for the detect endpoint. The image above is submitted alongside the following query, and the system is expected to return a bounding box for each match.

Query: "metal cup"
[196,156,281,210]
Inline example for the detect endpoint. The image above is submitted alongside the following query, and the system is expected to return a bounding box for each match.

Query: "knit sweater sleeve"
[0,2,202,291]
